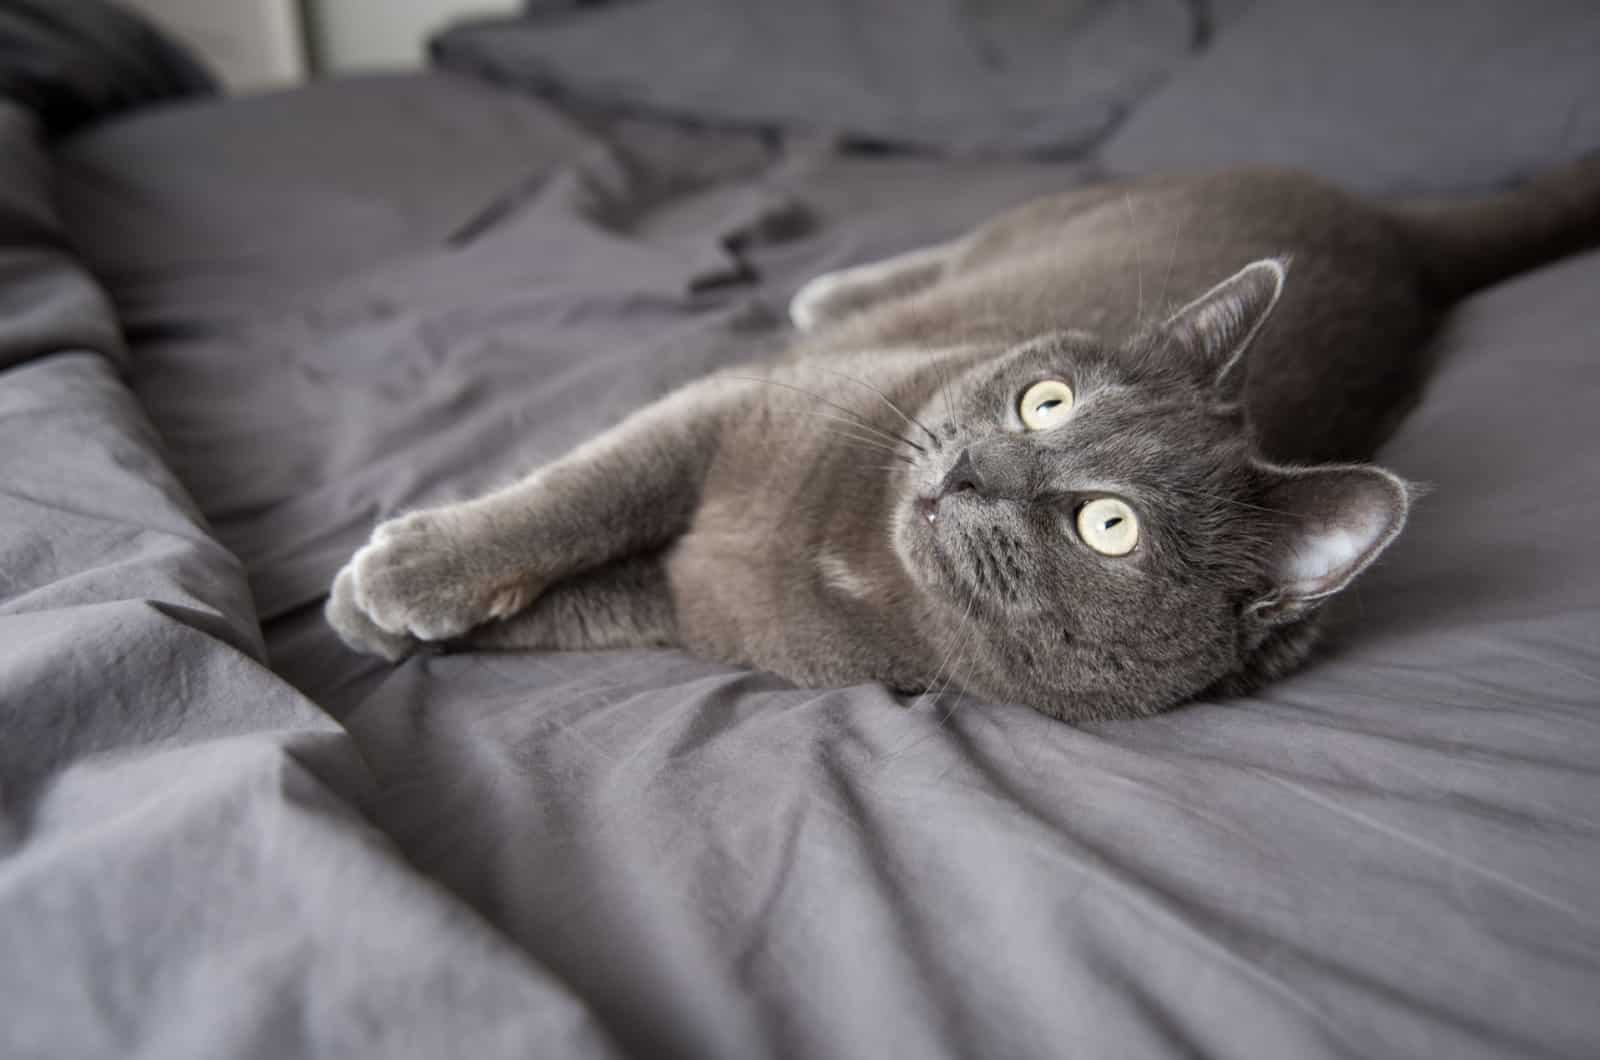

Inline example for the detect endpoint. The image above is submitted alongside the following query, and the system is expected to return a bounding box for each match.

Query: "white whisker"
[880,585,982,761]
[1156,208,1187,316]
[1124,192,1144,327]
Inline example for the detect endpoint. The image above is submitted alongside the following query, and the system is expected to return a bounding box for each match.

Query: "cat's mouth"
[906,487,984,544]
[893,489,953,582]
[896,476,1007,602]
[904,491,988,576]
[903,497,1033,614]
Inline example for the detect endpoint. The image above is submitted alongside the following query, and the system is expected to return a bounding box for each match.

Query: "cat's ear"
[1248,462,1411,625]
[1160,257,1287,398]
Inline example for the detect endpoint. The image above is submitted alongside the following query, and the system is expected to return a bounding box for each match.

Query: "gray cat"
[328,164,1600,721]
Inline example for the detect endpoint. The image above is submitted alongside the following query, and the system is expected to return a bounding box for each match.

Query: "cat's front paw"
[344,507,536,644]
[325,565,419,661]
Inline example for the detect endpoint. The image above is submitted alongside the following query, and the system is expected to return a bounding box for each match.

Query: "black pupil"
[1037,399,1061,413]
[1103,516,1123,529]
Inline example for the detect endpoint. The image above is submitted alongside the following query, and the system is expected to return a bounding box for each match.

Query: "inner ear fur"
[1161,257,1288,398]
[1248,460,1413,625]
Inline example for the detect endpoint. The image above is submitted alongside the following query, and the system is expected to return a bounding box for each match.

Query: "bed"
[3,2,1598,1057]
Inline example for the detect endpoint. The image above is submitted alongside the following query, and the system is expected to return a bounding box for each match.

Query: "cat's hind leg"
[458,554,677,653]
[789,242,956,331]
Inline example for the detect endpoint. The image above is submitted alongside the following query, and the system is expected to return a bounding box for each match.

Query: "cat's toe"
[326,565,418,661]
[350,508,525,641]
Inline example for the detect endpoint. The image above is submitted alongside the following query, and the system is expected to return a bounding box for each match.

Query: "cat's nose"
[938,449,987,499]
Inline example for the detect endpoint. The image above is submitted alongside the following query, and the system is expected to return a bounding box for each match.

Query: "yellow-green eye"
[1018,379,1074,430]
[1077,497,1139,556]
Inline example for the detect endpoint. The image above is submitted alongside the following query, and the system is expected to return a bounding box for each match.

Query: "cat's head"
[892,259,1411,720]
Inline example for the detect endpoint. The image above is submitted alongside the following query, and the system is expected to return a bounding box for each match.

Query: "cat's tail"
[1391,156,1600,302]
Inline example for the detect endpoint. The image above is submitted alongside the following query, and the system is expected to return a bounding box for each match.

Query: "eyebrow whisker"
[819,367,941,449]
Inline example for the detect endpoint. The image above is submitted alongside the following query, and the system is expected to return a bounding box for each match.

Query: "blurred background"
[120,0,518,88]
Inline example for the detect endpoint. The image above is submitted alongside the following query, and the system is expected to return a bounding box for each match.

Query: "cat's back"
[954,169,1419,338]
[958,169,1396,268]
[808,168,1439,461]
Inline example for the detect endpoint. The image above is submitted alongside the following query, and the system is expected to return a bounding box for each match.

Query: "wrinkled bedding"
[4,5,1600,1058]
[431,0,1221,156]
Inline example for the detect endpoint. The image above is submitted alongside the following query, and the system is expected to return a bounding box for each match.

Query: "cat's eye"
[1077,497,1139,556]
[1018,379,1074,430]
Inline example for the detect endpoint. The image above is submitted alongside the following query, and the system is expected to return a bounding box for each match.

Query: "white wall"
[304,0,523,73]
[120,0,308,90]
[120,0,522,88]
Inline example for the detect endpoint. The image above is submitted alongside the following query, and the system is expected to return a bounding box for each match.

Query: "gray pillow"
[1100,0,1600,194]
[433,0,1206,157]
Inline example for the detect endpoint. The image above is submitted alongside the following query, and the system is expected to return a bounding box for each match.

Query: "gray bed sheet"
[2,65,1598,1060]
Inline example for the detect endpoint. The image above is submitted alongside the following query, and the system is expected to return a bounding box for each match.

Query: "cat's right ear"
[1247,461,1412,625]
[1159,257,1287,399]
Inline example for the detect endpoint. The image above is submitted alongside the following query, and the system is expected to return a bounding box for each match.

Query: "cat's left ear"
[1160,257,1287,399]
[1247,461,1412,625]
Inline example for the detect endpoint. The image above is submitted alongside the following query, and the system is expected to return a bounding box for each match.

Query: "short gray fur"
[328,164,1600,721]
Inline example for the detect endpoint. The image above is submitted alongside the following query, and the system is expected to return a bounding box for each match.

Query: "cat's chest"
[665,424,911,672]
[674,429,865,587]
[662,352,957,674]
